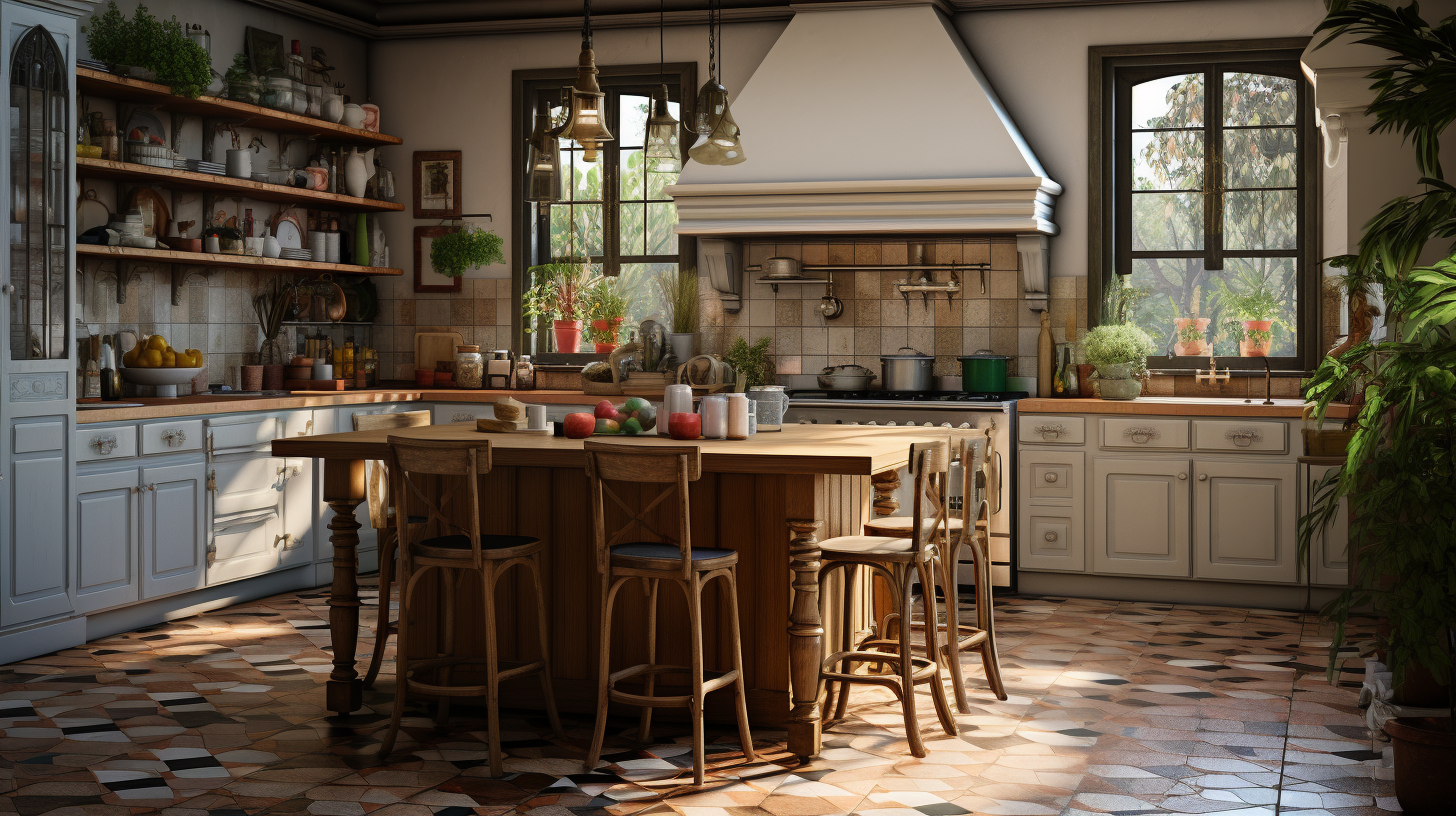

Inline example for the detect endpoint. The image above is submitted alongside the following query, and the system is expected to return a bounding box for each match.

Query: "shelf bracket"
[117,261,152,304]
[170,264,210,306]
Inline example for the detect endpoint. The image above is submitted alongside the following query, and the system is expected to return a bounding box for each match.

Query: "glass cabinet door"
[8,25,68,361]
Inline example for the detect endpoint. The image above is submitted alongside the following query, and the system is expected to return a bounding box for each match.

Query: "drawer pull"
[1034,423,1067,440]
[274,533,292,548]
[1043,530,1058,543]
[451,412,476,423]
[1043,472,1059,484]
[1225,428,1263,447]
[1123,426,1160,445]
[89,434,118,455]
[160,428,187,447]
[1198,473,1208,481]
[1178,472,1188,480]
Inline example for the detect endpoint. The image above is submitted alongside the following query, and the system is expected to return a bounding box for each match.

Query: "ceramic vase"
[1173,317,1211,356]
[1238,320,1273,357]
[323,93,344,123]
[667,331,697,363]
[263,236,281,258]
[342,103,365,129]
[343,147,370,198]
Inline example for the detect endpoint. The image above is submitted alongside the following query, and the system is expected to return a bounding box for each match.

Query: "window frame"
[511,62,697,357]
[1089,40,1319,372]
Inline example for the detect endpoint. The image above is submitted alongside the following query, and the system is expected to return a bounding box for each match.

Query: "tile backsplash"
[698,237,1086,387]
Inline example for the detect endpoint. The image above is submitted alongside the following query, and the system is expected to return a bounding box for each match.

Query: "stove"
[784,390,1021,592]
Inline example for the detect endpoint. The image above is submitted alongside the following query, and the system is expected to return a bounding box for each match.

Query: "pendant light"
[525,95,561,202]
[644,0,681,174]
[553,0,613,162]
[689,0,745,165]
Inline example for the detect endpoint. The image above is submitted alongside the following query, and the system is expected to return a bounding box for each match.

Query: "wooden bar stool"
[818,439,956,758]
[934,430,1008,713]
[377,436,562,774]
[351,409,431,689]
[581,441,754,787]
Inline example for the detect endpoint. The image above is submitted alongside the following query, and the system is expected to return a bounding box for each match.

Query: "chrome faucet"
[1244,357,1274,406]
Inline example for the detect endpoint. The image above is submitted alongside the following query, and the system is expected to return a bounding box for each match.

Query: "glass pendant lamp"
[553,0,613,162]
[644,1,681,173]
[525,96,560,201]
[688,0,744,165]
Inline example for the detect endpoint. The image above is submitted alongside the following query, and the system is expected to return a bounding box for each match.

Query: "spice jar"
[513,355,535,390]
[454,345,484,389]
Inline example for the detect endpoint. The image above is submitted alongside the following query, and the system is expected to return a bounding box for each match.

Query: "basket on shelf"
[125,140,174,168]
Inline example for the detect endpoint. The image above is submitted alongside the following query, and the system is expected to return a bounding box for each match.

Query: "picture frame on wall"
[414,225,464,294]
[413,150,462,219]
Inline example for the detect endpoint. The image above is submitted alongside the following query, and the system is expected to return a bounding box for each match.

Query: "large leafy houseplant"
[429,225,504,278]
[522,262,599,353]
[1081,323,1156,379]
[1301,3,1456,808]
[85,3,211,98]
[721,337,775,389]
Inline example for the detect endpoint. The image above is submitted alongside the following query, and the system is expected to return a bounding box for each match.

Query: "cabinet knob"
[1043,472,1058,483]
[1043,530,1058,542]
[89,434,118,455]
[161,428,186,446]
[1,284,13,295]
[1178,472,1187,480]
[1198,473,1208,481]
[452,412,475,423]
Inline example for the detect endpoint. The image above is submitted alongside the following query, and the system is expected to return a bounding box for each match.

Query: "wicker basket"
[1303,427,1354,457]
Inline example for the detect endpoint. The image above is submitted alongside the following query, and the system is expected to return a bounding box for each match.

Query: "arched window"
[9,25,68,361]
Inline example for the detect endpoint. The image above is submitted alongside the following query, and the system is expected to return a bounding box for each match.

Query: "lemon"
[147,334,168,351]
[139,348,163,368]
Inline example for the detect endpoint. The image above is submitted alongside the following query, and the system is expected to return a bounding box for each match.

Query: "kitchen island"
[272,422,942,758]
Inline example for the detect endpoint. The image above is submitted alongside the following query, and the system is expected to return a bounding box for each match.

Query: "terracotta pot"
[594,342,618,354]
[591,316,624,342]
[1385,717,1456,814]
[552,319,583,353]
[1173,317,1211,356]
[1238,319,1274,357]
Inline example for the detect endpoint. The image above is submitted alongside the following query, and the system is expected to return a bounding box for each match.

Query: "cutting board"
[414,328,463,373]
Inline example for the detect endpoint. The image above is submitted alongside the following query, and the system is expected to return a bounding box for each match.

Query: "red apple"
[594,399,617,420]
[563,412,596,439]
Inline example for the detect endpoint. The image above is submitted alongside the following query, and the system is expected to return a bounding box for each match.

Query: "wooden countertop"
[272,422,940,475]
[76,388,598,423]
[1017,397,1356,419]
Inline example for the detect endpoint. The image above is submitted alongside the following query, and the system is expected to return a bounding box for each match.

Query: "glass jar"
[454,345,484,389]
[263,76,294,112]
[227,77,261,105]
[290,79,309,115]
[513,355,535,390]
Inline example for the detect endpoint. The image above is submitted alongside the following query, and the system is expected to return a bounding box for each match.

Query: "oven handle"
[992,450,1003,514]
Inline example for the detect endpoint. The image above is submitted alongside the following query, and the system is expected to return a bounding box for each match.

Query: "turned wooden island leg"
[787,518,824,759]
[324,458,367,716]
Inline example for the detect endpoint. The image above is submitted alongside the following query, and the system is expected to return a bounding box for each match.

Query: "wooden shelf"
[77,157,405,213]
[75,243,402,276]
[77,67,402,147]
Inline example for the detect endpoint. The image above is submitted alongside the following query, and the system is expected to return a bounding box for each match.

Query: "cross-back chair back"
[956,429,992,532]
[387,436,492,570]
[583,441,702,581]
[354,409,431,530]
[906,438,951,555]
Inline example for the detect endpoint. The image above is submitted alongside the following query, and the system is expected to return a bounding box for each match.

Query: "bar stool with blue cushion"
[377,436,562,774]
[582,440,755,787]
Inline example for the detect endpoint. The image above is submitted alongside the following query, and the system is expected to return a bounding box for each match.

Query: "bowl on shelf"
[119,365,198,398]
[160,237,202,253]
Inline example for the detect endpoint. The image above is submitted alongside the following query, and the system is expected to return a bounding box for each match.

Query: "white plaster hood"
[667,2,1062,239]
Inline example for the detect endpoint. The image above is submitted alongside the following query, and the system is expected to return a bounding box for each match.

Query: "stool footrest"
[607,663,740,707]
[821,649,939,684]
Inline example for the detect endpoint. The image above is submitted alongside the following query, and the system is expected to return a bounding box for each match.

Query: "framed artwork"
[244,27,285,76]
[414,225,463,294]
[413,150,462,218]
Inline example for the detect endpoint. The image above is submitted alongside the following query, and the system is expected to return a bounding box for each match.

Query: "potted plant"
[523,262,599,353]
[1214,274,1292,357]
[85,3,212,98]
[721,336,775,390]
[1173,287,1211,356]
[1301,4,1456,812]
[658,268,700,362]
[1080,323,1155,400]
[429,224,505,278]
[583,277,628,353]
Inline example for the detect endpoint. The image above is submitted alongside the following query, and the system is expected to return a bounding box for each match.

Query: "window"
[1092,42,1317,370]
[513,64,696,355]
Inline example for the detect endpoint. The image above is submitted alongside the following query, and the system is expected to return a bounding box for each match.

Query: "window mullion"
[1207,66,1224,271]
[603,89,620,276]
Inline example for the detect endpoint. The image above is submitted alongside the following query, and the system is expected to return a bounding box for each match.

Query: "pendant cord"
[716,0,723,83]
[659,0,665,72]
[707,0,716,82]
[583,0,592,48]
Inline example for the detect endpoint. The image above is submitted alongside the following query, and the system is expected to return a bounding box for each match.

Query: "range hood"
[668,1,1060,307]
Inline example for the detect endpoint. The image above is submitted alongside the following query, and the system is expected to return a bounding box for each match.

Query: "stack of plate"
[77,58,108,72]
[279,248,312,261]
[177,158,225,175]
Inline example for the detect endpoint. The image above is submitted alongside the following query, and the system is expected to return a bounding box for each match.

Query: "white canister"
[726,393,750,440]
[527,404,547,431]
[243,237,263,256]
[700,395,728,439]
[323,93,345,123]
[325,231,341,264]
[309,230,326,261]
[663,383,694,419]
[312,362,333,380]
[204,235,221,254]
[225,148,252,179]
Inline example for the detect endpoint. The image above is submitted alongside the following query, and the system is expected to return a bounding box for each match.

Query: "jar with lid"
[454,345,484,389]
[513,355,535,390]
[341,340,355,379]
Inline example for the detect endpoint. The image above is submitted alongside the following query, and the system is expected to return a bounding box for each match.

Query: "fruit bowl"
[120,365,199,398]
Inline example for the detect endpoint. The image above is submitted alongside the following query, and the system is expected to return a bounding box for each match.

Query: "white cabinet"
[4,426,72,625]
[206,412,310,586]
[1092,458,1191,578]
[1194,460,1297,583]
[1017,449,1085,571]
[1304,463,1349,587]
[75,468,138,614]
[141,461,206,599]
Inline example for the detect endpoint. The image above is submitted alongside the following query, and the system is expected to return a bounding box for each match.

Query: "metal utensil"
[818,271,844,319]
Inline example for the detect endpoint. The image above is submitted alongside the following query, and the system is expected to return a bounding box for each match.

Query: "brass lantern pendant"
[688,95,745,165]
[644,85,681,173]
[525,97,561,201]
[555,46,613,162]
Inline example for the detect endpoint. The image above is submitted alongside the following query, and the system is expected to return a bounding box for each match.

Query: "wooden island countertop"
[277,422,946,760]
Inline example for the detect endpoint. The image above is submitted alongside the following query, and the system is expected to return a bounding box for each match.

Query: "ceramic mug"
[341,104,365,129]
[225,148,251,179]
[527,404,547,431]
[204,235,221,254]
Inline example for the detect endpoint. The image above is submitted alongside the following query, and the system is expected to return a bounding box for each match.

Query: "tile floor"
[0,582,1396,816]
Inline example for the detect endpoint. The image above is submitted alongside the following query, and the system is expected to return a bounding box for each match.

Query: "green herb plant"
[85,3,212,98]
[1081,323,1156,378]
[1215,271,1296,347]
[721,337,776,389]
[1299,0,1456,719]
[657,268,700,334]
[522,262,599,330]
[429,225,505,278]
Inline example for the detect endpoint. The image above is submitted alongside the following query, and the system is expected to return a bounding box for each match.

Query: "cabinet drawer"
[1020,415,1085,445]
[434,404,494,425]
[14,420,64,453]
[206,416,281,450]
[1019,510,1085,572]
[1026,458,1077,501]
[77,425,138,461]
[141,419,203,454]
[1194,420,1287,454]
[1100,417,1189,450]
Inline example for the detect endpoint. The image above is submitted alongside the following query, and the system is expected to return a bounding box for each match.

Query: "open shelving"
[77,157,404,213]
[75,244,403,276]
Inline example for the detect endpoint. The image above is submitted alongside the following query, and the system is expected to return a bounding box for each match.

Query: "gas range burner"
[788,390,1028,403]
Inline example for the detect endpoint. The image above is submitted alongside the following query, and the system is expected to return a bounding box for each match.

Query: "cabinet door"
[1092,458,1191,577]
[279,411,312,567]
[207,449,285,585]
[1017,450,1085,571]
[2,420,74,625]
[141,461,205,600]
[1307,463,1349,587]
[75,468,139,614]
[1194,460,1297,583]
